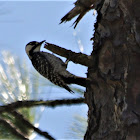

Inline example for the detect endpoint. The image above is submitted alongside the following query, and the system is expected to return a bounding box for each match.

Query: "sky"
[0,1,96,139]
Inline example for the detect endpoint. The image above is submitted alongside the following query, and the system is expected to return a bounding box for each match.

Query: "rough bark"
[44,42,92,67]
[85,0,140,139]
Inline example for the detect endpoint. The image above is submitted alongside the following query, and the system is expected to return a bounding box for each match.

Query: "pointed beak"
[38,40,46,45]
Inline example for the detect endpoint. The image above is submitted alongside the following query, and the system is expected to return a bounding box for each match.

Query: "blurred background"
[0,1,96,139]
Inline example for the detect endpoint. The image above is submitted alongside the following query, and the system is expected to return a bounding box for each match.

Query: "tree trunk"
[85,0,140,139]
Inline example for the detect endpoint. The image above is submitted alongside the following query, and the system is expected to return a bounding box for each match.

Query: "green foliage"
[0,51,39,139]
[0,123,18,139]
[0,51,86,139]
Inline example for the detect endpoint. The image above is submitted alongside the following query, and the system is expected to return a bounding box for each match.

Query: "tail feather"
[64,85,74,93]
[63,76,88,87]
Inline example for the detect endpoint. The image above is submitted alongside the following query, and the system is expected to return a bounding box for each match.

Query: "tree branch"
[60,0,94,28]
[0,118,28,140]
[0,98,84,113]
[44,42,92,67]
[10,111,55,140]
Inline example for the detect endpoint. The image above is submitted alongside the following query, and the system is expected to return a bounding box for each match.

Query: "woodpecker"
[25,40,87,93]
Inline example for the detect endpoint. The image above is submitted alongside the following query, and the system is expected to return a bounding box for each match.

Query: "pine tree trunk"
[85,0,140,139]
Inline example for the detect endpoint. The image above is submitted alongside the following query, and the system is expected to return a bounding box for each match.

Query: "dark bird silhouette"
[60,0,94,28]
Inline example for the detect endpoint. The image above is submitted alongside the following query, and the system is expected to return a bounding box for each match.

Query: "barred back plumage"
[31,52,74,93]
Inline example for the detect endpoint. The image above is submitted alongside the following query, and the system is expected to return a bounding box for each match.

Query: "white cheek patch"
[25,45,32,53]
[33,46,41,52]
[25,44,41,60]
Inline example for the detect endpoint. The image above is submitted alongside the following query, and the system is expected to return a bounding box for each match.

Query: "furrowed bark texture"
[85,0,140,139]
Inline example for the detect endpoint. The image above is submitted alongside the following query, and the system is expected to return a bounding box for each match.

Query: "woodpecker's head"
[25,40,45,59]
